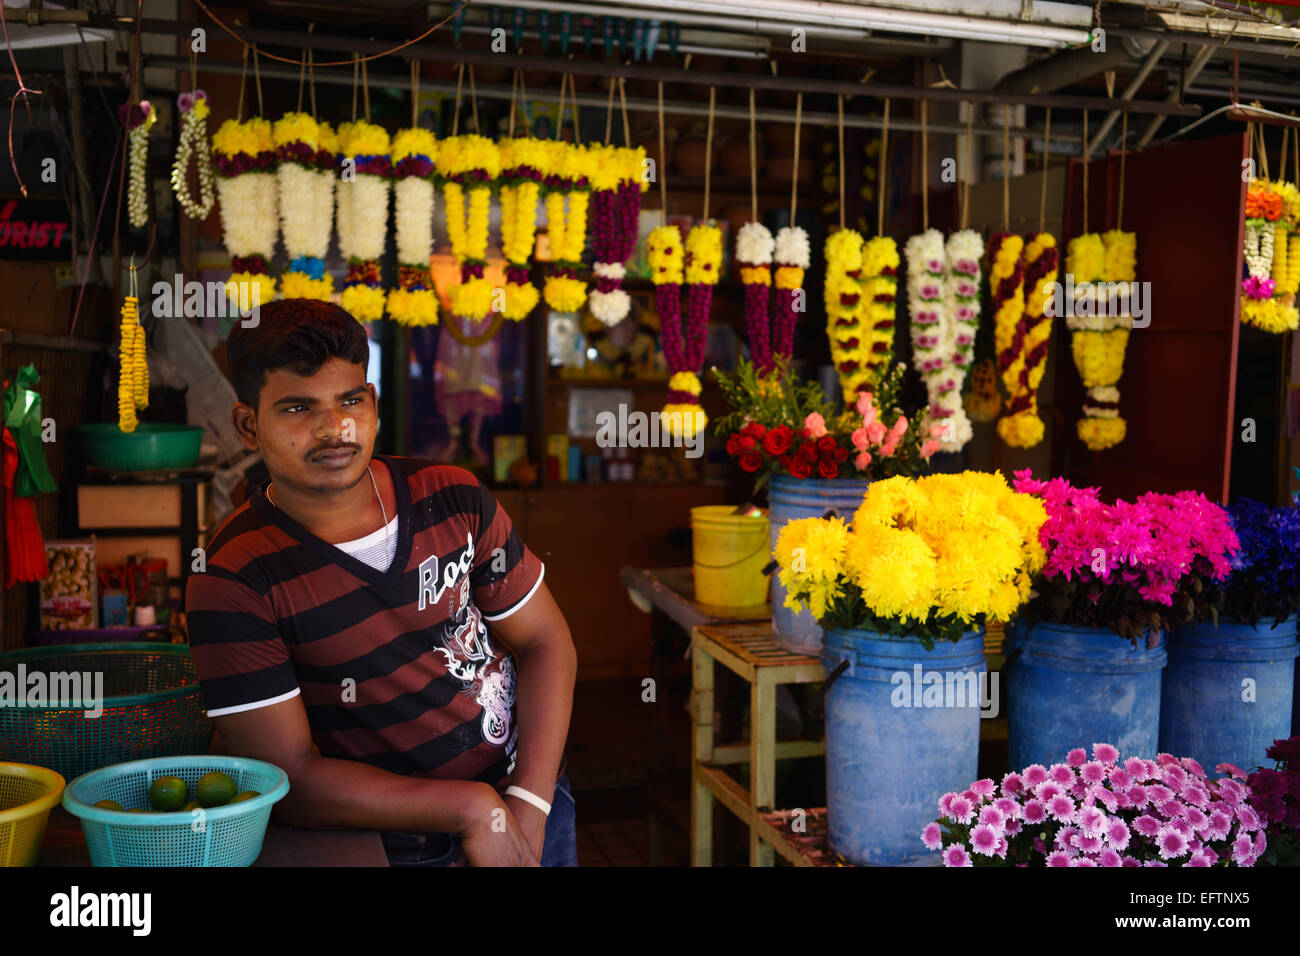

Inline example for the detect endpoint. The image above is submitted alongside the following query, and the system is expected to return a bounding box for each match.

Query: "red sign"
[0,198,71,259]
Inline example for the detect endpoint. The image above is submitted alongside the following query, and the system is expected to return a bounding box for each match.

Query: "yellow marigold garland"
[859,236,900,394]
[440,134,499,320]
[541,141,593,313]
[117,295,148,432]
[824,228,870,398]
[1066,230,1135,451]
[497,136,544,321]
[997,232,1057,449]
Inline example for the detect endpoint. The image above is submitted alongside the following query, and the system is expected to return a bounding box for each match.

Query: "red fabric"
[3,426,47,588]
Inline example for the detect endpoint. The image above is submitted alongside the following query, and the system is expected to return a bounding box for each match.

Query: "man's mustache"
[306,442,361,459]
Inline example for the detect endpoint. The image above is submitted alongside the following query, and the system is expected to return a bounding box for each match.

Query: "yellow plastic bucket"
[690,506,771,607]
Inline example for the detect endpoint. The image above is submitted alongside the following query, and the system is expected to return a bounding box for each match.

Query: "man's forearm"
[274,753,497,834]
[506,639,577,800]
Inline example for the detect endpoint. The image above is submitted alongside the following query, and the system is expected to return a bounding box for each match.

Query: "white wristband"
[505,785,552,817]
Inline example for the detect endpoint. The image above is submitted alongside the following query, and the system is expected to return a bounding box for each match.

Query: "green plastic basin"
[77,423,203,471]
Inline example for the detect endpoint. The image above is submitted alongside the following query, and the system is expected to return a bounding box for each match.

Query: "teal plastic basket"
[63,755,289,866]
[76,423,204,471]
[0,643,213,780]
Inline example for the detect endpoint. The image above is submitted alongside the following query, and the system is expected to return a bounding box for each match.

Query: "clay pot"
[767,155,814,184]
[719,134,766,180]
[674,133,712,178]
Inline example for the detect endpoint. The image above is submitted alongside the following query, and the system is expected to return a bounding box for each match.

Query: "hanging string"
[568,73,581,143]
[1293,117,1298,185]
[518,69,529,125]
[236,45,248,121]
[837,94,845,231]
[790,91,802,224]
[351,53,359,122]
[749,88,758,222]
[469,65,480,134]
[1038,108,1051,234]
[411,58,420,128]
[702,86,716,222]
[878,98,890,237]
[308,47,316,117]
[252,47,263,115]
[1082,109,1089,236]
[1258,121,1270,181]
[618,77,631,148]
[657,80,667,227]
[554,72,567,142]
[361,54,371,121]
[1281,117,1290,183]
[962,104,974,231]
[189,49,198,92]
[1117,111,1128,232]
[1001,106,1010,234]
[604,77,616,144]
[295,26,308,112]
[451,62,464,136]
[508,68,519,137]
[921,99,930,231]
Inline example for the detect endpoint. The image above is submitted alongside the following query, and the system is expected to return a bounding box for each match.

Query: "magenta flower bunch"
[1011,470,1239,643]
[923,744,1266,867]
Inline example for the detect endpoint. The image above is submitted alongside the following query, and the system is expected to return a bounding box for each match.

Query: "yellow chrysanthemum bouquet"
[496,136,547,321]
[541,140,593,313]
[776,471,1047,648]
[439,134,501,319]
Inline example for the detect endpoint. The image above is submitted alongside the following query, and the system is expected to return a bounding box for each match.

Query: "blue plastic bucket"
[1160,616,1298,773]
[1006,621,1167,770]
[768,476,870,655]
[821,627,986,866]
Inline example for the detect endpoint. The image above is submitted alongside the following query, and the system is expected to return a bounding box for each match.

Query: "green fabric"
[3,364,57,497]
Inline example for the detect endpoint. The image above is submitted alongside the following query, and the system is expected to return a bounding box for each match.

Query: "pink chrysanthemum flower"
[1098,848,1123,867]
[1071,857,1098,867]
[1055,826,1079,849]
[948,795,975,824]
[970,824,1000,856]
[1231,834,1254,866]
[1146,784,1173,805]
[1121,855,1141,867]
[1080,761,1107,785]
[1159,800,1188,819]
[1114,790,1133,810]
[1093,743,1119,764]
[1180,756,1206,780]
[994,797,1021,820]
[1077,834,1104,854]
[1200,845,1220,865]
[1156,752,1180,767]
[1077,805,1106,837]
[1033,837,1047,854]
[1161,764,1188,791]
[1157,827,1190,860]
[1106,819,1131,851]
[1001,772,1024,796]
[1183,786,1210,809]
[1046,850,1072,867]
[1023,800,1048,825]
[1067,748,1088,768]
[921,822,944,850]
[1047,794,1076,822]
[994,837,1008,859]
[943,844,973,867]
[1186,851,1212,867]
[1217,779,1246,806]
[1236,806,1261,831]
[1253,830,1267,857]
[978,806,1006,831]
[1186,807,1209,832]
[1142,860,1169,867]
[1206,810,1233,841]
[1005,819,1022,837]
[962,789,979,804]
[971,778,996,799]
[1127,785,1149,809]
[1215,762,1247,781]
[1169,818,1193,838]
[1132,814,1162,838]
[1023,764,1049,787]
[1049,763,1075,784]
[1108,768,1132,789]
[938,792,957,816]
[1035,781,1064,802]
[1091,787,1119,813]
[1124,757,1148,781]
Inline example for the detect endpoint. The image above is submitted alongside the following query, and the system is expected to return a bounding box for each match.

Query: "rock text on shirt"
[416,531,476,612]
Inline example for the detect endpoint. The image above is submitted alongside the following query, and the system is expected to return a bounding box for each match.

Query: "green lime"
[228,790,260,804]
[93,799,123,811]
[148,776,188,812]
[195,771,238,808]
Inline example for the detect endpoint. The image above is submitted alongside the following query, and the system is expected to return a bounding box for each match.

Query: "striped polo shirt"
[184,456,544,785]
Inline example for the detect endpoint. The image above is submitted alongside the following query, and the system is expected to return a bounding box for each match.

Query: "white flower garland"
[214,174,276,257]
[339,174,390,262]
[737,221,775,265]
[127,102,156,228]
[938,229,982,451]
[170,93,214,219]
[775,225,811,270]
[1244,220,1275,281]
[907,228,972,448]
[393,176,433,266]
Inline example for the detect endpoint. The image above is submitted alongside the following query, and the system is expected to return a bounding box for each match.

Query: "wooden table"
[37,805,389,867]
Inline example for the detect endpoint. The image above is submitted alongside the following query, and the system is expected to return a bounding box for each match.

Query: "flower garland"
[496,136,546,322]
[587,144,648,326]
[989,232,1030,450]
[997,232,1058,448]
[387,127,439,326]
[773,226,811,363]
[211,116,278,310]
[117,295,148,433]
[124,100,156,229]
[273,112,333,301]
[439,134,500,320]
[824,228,866,398]
[650,224,718,437]
[335,120,391,322]
[905,229,979,452]
[1243,179,1300,333]
[1066,230,1135,451]
[541,141,592,314]
[858,236,900,394]
[736,222,775,373]
[170,90,214,220]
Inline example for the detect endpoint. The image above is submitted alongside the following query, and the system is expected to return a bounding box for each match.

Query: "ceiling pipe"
[1086,39,1170,156]
[1136,44,1214,147]
[994,35,1158,97]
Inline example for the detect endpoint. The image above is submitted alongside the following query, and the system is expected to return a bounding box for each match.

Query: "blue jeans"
[382,773,577,867]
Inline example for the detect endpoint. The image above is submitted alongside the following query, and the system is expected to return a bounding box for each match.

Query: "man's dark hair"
[227,299,369,410]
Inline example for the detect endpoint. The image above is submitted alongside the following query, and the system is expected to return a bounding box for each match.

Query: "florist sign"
[0,198,71,259]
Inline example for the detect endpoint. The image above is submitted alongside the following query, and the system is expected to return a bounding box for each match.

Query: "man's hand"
[460,792,540,867]
[503,794,547,860]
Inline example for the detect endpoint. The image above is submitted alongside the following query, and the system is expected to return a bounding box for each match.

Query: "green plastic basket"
[63,755,289,866]
[0,643,213,780]
[77,422,203,471]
